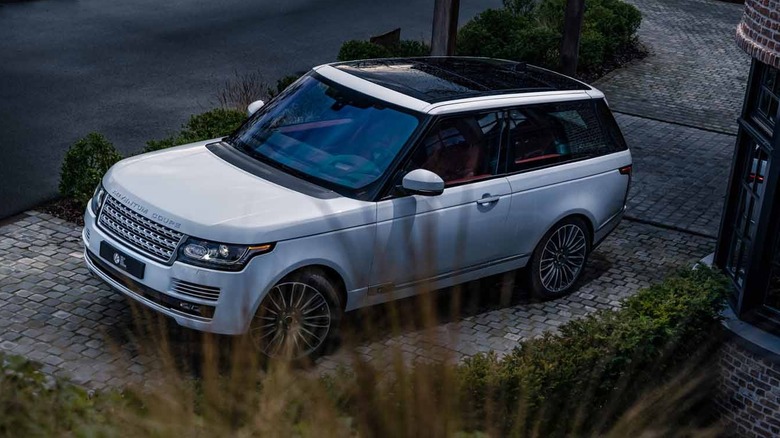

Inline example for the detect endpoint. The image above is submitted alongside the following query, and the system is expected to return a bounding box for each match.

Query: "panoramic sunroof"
[335,57,587,103]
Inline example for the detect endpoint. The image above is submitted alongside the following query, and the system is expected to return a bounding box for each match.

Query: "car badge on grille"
[113,253,127,269]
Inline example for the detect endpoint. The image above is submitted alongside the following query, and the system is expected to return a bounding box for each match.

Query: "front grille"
[98,195,184,263]
[171,279,221,301]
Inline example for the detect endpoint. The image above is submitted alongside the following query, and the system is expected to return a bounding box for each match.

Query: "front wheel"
[527,217,591,300]
[250,269,342,361]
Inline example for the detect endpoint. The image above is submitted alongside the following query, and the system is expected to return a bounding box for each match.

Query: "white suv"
[83,57,631,359]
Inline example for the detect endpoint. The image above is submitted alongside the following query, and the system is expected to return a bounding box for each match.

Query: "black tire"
[527,216,591,300]
[250,268,343,362]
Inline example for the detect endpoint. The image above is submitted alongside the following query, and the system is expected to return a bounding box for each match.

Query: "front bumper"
[82,206,268,335]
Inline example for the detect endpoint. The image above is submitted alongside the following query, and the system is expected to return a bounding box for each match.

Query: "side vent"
[171,279,221,302]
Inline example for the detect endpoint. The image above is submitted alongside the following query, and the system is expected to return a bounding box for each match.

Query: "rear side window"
[505,100,623,173]
[595,99,629,152]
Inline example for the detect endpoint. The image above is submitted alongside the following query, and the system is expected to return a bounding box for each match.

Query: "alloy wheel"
[539,224,587,293]
[252,281,332,359]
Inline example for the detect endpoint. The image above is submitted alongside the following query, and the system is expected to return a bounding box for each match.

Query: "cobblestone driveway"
[0,211,713,387]
[619,113,734,237]
[596,0,750,134]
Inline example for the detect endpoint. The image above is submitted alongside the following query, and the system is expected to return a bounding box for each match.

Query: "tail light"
[619,165,633,176]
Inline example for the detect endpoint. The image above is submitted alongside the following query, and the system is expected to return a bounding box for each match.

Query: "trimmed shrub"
[455,8,528,60]
[457,0,642,74]
[456,10,559,66]
[144,108,246,153]
[455,267,730,435]
[59,133,122,206]
[337,39,430,61]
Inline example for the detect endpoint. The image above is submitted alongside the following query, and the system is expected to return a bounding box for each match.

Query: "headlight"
[91,183,107,214]
[177,238,274,271]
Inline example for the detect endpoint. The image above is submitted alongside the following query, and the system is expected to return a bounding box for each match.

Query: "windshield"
[230,74,421,190]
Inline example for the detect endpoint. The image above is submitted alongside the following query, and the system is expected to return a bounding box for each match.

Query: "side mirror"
[402,169,445,196]
[247,100,265,116]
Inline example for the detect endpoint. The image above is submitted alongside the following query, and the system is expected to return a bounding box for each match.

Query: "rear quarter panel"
[505,150,632,258]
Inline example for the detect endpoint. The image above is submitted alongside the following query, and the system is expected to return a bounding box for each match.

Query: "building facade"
[714,2,780,435]
[716,0,780,332]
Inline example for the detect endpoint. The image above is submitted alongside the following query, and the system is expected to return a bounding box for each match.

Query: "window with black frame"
[506,101,615,173]
[753,63,780,132]
[765,231,780,312]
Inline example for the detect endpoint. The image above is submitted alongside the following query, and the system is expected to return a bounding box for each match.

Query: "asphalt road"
[0,0,500,219]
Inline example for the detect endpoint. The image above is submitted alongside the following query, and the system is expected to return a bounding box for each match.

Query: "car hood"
[102,139,376,243]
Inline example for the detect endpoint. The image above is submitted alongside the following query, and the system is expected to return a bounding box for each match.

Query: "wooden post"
[560,0,585,76]
[430,0,460,56]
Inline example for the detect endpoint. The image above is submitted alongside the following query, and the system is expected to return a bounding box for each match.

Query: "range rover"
[83,57,632,359]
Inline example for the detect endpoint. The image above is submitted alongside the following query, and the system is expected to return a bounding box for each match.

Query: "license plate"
[100,241,146,279]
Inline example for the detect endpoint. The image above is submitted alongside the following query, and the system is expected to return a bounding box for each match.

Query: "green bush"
[144,108,246,153]
[337,39,430,61]
[59,133,122,206]
[502,0,536,17]
[0,354,109,436]
[456,8,528,59]
[455,267,729,435]
[578,29,608,70]
[456,9,559,66]
[457,0,641,74]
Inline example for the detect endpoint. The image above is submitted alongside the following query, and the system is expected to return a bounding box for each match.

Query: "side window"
[506,100,616,173]
[406,112,502,185]
[595,99,629,152]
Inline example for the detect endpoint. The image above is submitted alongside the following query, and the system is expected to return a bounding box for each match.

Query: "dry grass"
[0,268,728,437]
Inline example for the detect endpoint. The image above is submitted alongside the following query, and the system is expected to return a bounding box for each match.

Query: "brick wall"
[716,340,780,437]
[736,0,780,69]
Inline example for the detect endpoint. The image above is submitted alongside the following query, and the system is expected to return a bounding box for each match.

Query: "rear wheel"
[250,269,342,361]
[528,217,591,300]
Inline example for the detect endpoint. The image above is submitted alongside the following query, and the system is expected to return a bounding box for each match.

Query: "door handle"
[476,195,500,205]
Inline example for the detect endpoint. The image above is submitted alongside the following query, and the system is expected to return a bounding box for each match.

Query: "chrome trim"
[171,279,221,302]
[97,195,185,263]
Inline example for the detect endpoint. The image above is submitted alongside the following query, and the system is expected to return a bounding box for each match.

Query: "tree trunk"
[430,0,460,56]
[560,0,585,76]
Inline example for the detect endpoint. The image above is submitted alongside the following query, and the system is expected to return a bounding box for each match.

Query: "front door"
[368,111,511,301]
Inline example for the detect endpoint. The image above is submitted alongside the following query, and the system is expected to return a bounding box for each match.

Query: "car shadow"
[337,249,613,348]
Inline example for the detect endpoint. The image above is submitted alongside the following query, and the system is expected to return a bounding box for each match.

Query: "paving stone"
[596,0,749,134]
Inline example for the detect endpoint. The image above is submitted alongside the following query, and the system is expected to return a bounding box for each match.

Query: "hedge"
[59,132,122,207]
[329,267,730,436]
[453,266,729,435]
[457,0,641,72]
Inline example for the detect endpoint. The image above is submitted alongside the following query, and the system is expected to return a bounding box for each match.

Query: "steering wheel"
[317,154,381,177]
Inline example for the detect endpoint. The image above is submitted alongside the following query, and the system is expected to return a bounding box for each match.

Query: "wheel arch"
[250,259,350,321]
[278,264,348,311]
[532,211,597,254]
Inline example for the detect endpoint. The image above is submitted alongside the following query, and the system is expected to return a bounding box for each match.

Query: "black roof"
[332,57,590,103]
